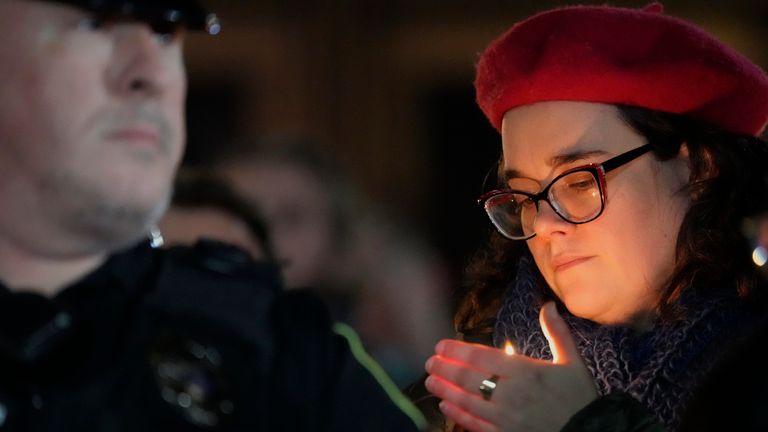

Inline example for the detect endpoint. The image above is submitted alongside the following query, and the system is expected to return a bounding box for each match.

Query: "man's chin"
[107,199,168,248]
[64,195,171,256]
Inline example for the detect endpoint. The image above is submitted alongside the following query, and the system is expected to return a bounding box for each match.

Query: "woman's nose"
[530,200,573,239]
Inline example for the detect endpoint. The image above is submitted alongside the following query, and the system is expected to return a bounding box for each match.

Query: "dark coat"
[0,240,424,431]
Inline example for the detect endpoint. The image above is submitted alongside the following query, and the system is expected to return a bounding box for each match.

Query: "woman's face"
[501,102,690,327]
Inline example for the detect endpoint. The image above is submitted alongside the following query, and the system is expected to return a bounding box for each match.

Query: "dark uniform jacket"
[0,240,424,431]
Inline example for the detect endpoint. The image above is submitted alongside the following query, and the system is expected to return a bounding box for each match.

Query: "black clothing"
[561,393,666,432]
[679,315,768,432]
[0,240,423,431]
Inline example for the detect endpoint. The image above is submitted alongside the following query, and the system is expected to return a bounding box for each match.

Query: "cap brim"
[53,0,220,34]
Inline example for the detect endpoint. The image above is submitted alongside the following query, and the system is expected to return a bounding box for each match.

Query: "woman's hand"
[424,302,598,432]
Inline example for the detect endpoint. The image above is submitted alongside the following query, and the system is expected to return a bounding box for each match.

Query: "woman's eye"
[518,196,536,208]
[568,180,594,190]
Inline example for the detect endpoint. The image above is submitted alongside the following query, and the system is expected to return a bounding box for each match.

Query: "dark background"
[183,0,768,286]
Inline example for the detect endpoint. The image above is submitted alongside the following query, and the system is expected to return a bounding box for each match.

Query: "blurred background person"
[159,169,275,262]
[215,142,351,293]
[213,140,453,387]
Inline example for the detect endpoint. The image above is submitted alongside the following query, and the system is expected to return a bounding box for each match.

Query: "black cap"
[51,0,220,35]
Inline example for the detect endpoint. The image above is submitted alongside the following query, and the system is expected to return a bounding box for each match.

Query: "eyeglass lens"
[483,144,653,240]
[485,169,602,239]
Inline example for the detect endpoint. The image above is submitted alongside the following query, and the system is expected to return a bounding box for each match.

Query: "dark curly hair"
[455,105,768,337]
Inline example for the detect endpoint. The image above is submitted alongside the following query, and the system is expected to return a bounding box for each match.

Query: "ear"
[667,142,692,192]
[678,141,690,162]
[681,142,718,193]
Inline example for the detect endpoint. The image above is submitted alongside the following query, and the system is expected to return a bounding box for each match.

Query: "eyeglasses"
[478,144,652,240]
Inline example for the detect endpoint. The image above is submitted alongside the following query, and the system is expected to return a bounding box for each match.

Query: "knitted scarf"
[493,255,757,430]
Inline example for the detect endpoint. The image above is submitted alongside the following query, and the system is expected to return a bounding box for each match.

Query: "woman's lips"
[552,255,595,273]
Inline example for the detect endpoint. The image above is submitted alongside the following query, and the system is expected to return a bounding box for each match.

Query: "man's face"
[0,0,186,256]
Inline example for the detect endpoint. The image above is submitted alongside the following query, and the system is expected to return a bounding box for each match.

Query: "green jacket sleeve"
[268,290,426,431]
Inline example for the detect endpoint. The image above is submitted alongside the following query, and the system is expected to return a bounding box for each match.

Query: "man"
[0,1,425,430]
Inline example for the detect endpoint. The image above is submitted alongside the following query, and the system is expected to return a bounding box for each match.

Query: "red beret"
[474,3,768,137]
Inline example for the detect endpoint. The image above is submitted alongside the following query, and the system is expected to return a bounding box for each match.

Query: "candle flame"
[504,340,515,356]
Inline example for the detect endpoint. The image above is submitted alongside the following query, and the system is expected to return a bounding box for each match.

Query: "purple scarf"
[493,255,756,430]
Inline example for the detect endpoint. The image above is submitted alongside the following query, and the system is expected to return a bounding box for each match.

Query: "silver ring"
[478,375,499,401]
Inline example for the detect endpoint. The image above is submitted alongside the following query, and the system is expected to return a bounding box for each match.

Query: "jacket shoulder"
[139,240,283,344]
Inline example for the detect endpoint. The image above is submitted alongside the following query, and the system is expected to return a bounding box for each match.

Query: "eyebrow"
[500,149,610,183]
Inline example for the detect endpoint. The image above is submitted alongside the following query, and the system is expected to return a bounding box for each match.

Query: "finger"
[539,302,579,364]
[424,374,496,423]
[426,355,492,397]
[436,339,512,373]
[439,400,497,432]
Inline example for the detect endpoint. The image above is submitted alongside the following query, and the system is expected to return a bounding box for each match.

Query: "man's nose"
[108,24,181,98]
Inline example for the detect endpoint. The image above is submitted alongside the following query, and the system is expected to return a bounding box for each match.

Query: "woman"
[424,3,768,431]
